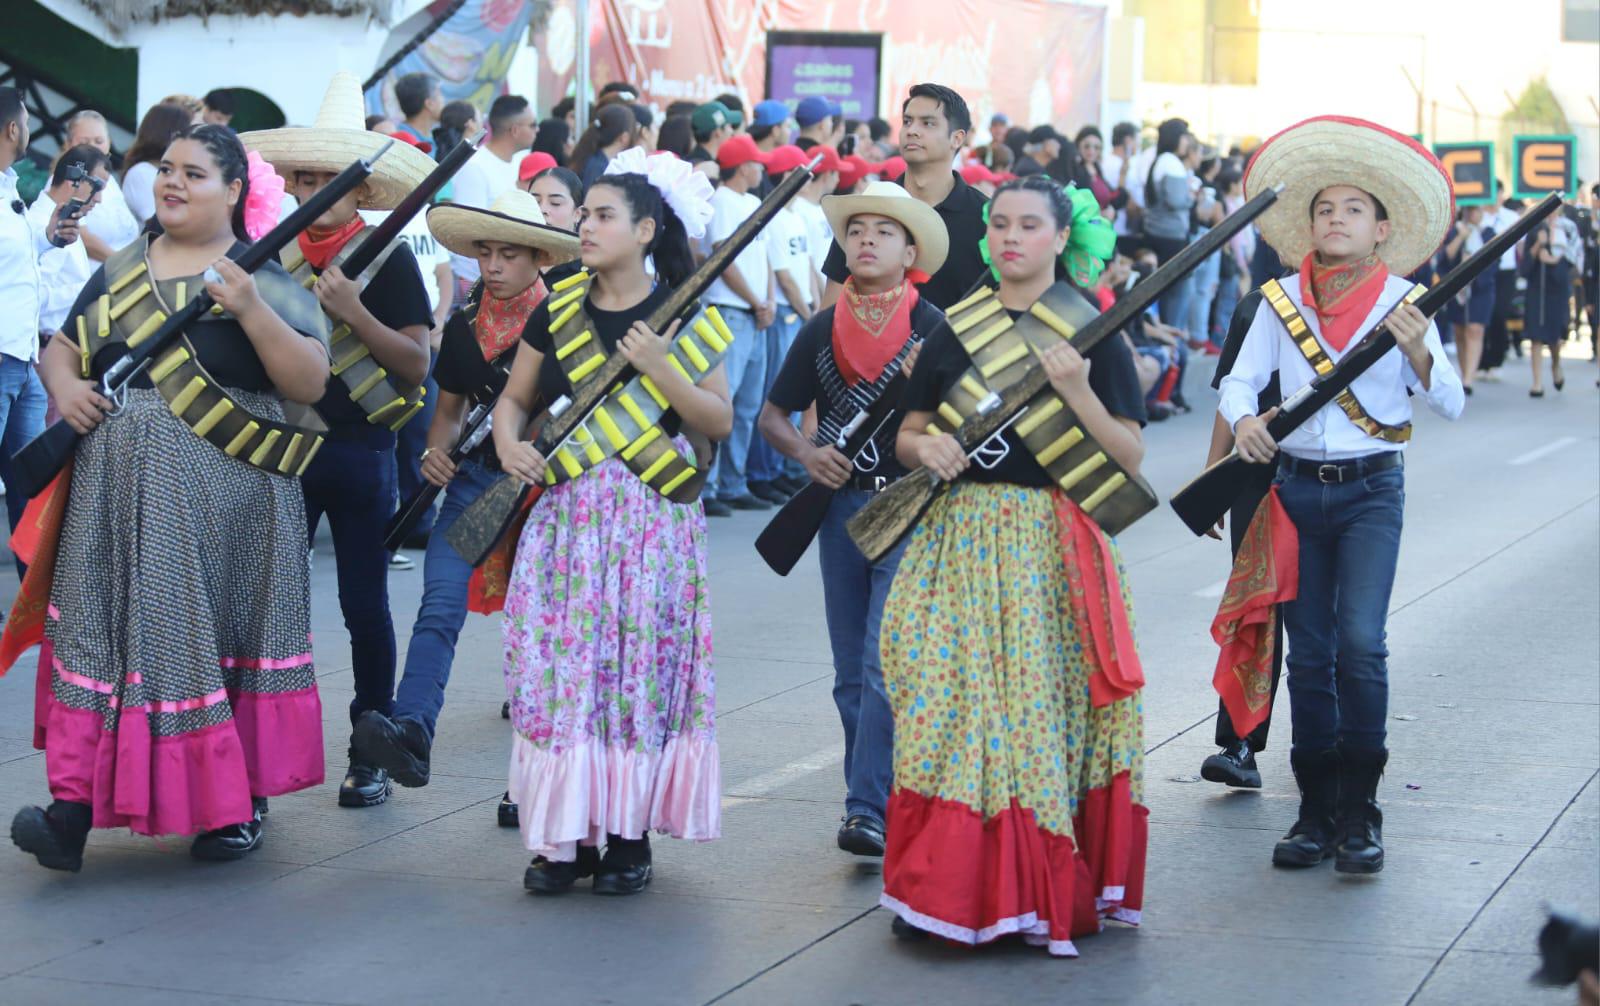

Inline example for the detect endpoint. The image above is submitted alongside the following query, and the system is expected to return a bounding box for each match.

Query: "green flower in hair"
[978,182,1118,287]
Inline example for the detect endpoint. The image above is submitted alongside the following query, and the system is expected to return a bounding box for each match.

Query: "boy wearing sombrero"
[756,181,948,857]
[242,72,439,811]
[1217,116,1465,874]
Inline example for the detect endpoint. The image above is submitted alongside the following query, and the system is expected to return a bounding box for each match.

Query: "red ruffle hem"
[880,773,1148,957]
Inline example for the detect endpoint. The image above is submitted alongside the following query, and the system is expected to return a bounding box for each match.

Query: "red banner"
[535,0,1105,133]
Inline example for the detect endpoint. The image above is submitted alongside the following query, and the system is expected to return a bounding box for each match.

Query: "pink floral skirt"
[502,450,719,860]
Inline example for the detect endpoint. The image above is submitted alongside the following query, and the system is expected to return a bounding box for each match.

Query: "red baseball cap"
[764,144,809,175]
[877,156,907,181]
[716,133,773,170]
[809,145,843,176]
[385,130,434,155]
[518,151,558,182]
[839,154,884,189]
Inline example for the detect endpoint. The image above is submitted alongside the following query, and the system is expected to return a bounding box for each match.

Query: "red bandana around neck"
[474,277,546,361]
[1299,250,1388,352]
[298,217,367,272]
[831,276,919,385]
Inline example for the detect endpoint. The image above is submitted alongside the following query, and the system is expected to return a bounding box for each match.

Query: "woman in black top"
[876,176,1149,956]
[493,162,729,897]
[13,125,331,871]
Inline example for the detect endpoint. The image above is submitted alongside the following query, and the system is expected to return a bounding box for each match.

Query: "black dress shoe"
[11,800,91,872]
[592,834,652,895]
[1200,739,1262,788]
[837,814,886,857]
[1334,747,1387,875]
[1273,748,1339,868]
[890,915,928,941]
[497,792,519,828]
[524,845,599,894]
[191,798,268,861]
[501,700,510,720]
[338,748,391,808]
[352,711,431,788]
[725,493,773,511]
[703,497,733,517]
[748,480,790,505]
[771,475,805,495]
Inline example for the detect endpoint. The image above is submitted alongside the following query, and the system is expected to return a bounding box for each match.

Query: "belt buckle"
[871,475,887,493]
[1317,463,1343,484]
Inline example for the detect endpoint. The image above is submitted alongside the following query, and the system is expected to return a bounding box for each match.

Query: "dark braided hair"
[167,123,253,241]
[587,171,694,288]
[991,174,1074,229]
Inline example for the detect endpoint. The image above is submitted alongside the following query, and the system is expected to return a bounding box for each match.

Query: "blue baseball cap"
[752,100,790,129]
[795,96,841,127]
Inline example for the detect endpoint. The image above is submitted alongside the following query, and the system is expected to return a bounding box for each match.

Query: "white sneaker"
[388,552,415,571]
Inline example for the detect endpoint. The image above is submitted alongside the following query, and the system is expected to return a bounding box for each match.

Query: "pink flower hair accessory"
[243,150,285,241]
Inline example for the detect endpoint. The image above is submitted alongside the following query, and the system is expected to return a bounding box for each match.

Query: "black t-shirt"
[767,298,948,482]
[1210,287,1280,411]
[822,172,989,311]
[312,243,433,435]
[903,302,1146,488]
[66,257,319,393]
[521,281,683,437]
[433,310,514,405]
[688,144,714,164]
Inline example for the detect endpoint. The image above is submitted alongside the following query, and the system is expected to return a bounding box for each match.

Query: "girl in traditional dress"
[879,175,1149,955]
[493,151,727,895]
[11,125,331,869]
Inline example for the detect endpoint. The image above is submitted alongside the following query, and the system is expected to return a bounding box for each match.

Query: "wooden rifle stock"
[1168,192,1563,536]
[8,143,394,500]
[845,185,1283,563]
[754,368,911,575]
[446,155,824,567]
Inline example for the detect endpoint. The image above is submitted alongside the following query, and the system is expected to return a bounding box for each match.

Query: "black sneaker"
[837,814,887,857]
[497,792,519,828]
[501,699,510,719]
[11,800,91,872]
[703,497,733,517]
[338,748,391,807]
[352,711,431,788]
[748,480,790,505]
[1200,739,1262,788]
[524,845,600,894]
[191,797,268,861]
[890,914,928,941]
[592,834,652,895]
[725,493,773,511]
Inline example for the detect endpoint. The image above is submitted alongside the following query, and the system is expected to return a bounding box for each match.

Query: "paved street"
[0,350,1594,1006]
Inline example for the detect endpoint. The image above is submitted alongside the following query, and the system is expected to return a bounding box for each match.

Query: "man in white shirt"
[63,110,141,261]
[1101,122,1141,236]
[794,146,840,295]
[0,87,82,567]
[702,133,776,515]
[28,146,106,337]
[447,94,535,291]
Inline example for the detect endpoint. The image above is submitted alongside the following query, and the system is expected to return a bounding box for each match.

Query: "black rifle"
[446,154,825,567]
[845,185,1283,564]
[1168,192,1562,536]
[754,366,912,576]
[9,141,397,500]
[333,132,480,286]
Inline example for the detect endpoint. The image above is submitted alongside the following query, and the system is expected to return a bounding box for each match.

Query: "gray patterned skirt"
[41,387,323,836]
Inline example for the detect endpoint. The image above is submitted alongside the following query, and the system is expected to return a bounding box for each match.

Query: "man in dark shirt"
[687,101,738,164]
[820,83,988,311]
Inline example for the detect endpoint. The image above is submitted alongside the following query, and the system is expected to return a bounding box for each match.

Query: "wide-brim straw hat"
[1244,115,1454,276]
[426,188,580,262]
[822,181,949,276]
[240,72,436,211]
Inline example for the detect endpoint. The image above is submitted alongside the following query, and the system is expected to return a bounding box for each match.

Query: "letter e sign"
[1512,135,1576,199]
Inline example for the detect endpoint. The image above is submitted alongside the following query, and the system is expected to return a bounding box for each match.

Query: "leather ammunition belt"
[284,231,427,433]
[543,268,735,502]
[1261,278,1420,444]
[929,282,1158,537]
[78,240,330,478]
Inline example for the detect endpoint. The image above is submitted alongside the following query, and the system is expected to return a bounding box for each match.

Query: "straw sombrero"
[426,188,581,261]
[822,181,949,276]
[1244,115,1454,276]
[240,72,435,211]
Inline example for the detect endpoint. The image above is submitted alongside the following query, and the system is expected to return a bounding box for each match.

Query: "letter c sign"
[1433,142,1493,206]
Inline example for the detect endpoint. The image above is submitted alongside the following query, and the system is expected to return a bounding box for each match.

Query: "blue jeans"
[1186,238,1219,344]
[1211,258,1242,345]
[0,356,46,578]
[392,458,498,738]
[706,306,766,500]
[302,435,398,726]
[817,488,908,825]
[747,314,802,484]
[393,352,439,539]
[1276,459,1405,754]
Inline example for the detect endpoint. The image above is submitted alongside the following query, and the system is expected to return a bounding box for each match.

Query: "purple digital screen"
[767,43,880,120]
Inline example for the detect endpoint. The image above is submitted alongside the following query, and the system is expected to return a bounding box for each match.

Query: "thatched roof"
[83,1,395,29]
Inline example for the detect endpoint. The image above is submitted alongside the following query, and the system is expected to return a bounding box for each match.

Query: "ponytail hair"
[588,171,695,288]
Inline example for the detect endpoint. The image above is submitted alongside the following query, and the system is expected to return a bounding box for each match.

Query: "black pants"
[1480,269,1519,371]
[1213,482,1284,750]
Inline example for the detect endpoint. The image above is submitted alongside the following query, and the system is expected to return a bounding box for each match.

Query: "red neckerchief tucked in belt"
[1210,486,1299,737]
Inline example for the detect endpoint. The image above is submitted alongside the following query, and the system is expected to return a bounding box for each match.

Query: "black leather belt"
[846,472,894,492]
[1279,451,1403,485]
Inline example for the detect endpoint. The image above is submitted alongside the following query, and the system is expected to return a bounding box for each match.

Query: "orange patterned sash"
[1210,486,1298,736]
[1053,494,1145,707]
